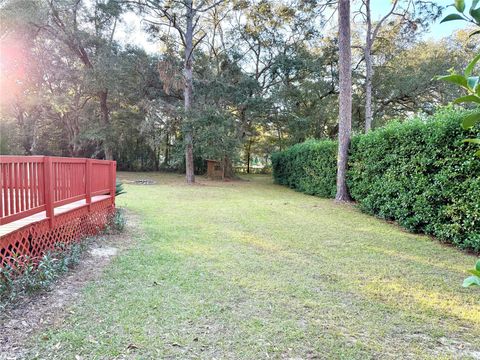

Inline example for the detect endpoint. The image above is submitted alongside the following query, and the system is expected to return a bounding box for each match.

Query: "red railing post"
[110,161,116,205]
[43,156,54,228]
[0,163,3,220]
[85,159,92,211]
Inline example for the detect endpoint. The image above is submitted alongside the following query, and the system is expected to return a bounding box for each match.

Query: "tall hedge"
[272,109,480,251]
[272,139,337,197]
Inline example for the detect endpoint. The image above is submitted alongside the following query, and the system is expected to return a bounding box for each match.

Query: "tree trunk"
[16,107,32,155]
[246,139,252,174]
[99,89,113,160]
[223,156,234,179]
[364,0,373,132]
[164,133,170,166]
[154,145,160,171]
[184,0,195,184]
[336,0,352,202]
[222,157,226,180]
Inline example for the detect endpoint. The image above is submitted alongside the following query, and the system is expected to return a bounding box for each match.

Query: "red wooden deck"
[0,156,116,266]
[0,195,110,237]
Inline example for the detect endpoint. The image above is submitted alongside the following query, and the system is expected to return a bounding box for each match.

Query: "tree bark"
[364,0,373,132]
[164,133,170,166]
[246,139,252,174]
[223,156,234,179]
[154,144,160,171]
[184,0,195,184]
[336,0,352,202]
[364,0,400,132]
[99,89,112,160]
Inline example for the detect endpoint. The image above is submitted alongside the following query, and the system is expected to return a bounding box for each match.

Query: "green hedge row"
[272,109,480,251]
[272,139,338,197]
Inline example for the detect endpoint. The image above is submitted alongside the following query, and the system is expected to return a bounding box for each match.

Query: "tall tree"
[229,0,325,171]
[43,0,125,159]
[183,0,196,183]
[359,0,441,132]
[361,0,401,132]
[139,0,225,184]
[336,0,352,202]
[363,0,375,132]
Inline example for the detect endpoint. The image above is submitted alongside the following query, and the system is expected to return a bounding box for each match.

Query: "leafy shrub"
[272,108,480,251]
[116,180,126,196]
[107,208,126,233]
[0,241,88,310]
[272,139,337,198]
[0,206,127,309]
[349,109,480,251]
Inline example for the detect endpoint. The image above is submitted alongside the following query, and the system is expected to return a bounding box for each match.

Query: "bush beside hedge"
[272,140,337,197]
[272,109,480,251]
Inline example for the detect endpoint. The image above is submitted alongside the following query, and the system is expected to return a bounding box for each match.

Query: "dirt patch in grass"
[0,211,139,360]
[128,179,156,185]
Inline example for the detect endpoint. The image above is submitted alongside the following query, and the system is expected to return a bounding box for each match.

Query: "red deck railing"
[0,156,116,226]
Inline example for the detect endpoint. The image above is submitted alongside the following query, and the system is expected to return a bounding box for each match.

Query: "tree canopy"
[0,0,477,173]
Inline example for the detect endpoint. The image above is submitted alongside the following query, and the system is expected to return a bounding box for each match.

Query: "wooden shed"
[206,159,224,179]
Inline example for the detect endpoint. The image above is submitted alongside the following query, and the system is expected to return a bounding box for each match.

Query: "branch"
[191,31,207,55]
[194,0,226,13]
[371,0,399,42]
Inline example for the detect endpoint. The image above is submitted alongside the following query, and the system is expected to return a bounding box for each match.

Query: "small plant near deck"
[0,265,14,305]
[463,259,480,287]
[0,241,88,310]
[116,180,126,196]
[104,208,126,234]
[0,205,125,309]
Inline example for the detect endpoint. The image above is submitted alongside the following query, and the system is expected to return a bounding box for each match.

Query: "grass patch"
[29,173,479,359]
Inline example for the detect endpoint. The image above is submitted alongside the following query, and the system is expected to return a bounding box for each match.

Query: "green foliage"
[438,1,480,156]
[0,205,126,309]
[105,208,126,234]
[272,139,338,197]
[437,54,480,135]
[115,180,126,196]
[187,108,241,164]
[463,259,480,287]
[441,0,480,25]
[349,109,480,251]
[0,241,88,310]
[272,109,480,251]
[1,0,478,171]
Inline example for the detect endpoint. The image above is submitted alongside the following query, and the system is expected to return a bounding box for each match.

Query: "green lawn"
[31,173,479,359]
